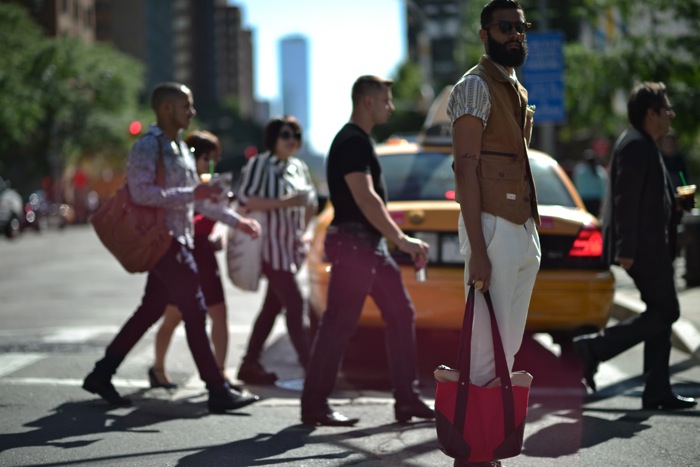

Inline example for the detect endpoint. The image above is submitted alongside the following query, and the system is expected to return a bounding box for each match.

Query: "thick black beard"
[486,31,528,68]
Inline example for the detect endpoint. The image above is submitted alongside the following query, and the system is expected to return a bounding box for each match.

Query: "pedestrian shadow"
[176,421,438,466]
[519,354,699,459]
[523,412,653,458]
[0,388,247,456]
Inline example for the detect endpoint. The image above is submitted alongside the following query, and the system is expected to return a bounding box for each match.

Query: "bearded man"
[447,0,540,399]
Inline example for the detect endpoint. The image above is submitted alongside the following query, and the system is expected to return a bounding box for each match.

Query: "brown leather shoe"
[208,386,259,413]
[82,372,132,407]
[301,410,359,426]
[394,398,435,423]
[237,361,277,385]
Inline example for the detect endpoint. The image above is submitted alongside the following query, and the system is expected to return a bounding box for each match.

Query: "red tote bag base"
[433,287,532,463]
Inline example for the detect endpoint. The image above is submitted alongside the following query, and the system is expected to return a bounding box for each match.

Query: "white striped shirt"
[447,55,520,128]
[237,151,315,272]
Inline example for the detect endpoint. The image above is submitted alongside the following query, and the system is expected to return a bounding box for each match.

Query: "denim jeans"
[301,224,420,412]
[242,262,310,367]
[95,241,224,388]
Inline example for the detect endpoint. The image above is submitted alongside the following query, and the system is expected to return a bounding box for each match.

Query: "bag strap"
[155,138,165,226]
[452,285,516,439]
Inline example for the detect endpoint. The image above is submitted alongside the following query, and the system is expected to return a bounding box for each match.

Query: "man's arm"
[452,114,491,291]
[344,172,428,261]
[613,137,649,268]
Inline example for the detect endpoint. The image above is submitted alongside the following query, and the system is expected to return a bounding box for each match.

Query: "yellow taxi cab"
[306,90,615,347]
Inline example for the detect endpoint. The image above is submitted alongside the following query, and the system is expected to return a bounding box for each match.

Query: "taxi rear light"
[568,225,603,258]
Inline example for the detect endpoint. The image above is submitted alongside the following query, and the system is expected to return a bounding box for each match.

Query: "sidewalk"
[611,256,700,362]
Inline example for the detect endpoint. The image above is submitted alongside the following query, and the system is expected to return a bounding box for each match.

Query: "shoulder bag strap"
[154,138,165,226]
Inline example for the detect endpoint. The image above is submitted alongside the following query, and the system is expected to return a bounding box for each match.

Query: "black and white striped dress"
[237,151,315,273]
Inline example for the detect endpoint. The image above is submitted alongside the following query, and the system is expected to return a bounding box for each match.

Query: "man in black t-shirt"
[301,75,434,427]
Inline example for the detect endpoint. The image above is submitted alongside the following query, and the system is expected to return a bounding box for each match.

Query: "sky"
[230,0,407,154]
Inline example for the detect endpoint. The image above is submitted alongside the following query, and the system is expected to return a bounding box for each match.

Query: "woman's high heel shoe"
[148,367,177,389]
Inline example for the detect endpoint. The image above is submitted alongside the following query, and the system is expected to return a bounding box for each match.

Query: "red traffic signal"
[129,120,142,136]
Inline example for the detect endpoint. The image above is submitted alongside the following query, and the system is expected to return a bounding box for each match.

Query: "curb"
[612,293,700,363]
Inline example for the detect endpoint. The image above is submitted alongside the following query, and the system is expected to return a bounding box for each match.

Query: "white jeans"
[458,213,541,386]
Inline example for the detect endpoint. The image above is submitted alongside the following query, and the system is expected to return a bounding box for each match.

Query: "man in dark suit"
[573,82,696,410]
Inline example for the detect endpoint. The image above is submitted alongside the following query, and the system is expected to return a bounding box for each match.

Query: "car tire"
[4,215,20,238]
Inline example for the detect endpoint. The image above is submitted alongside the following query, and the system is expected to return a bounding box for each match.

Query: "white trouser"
[458,213,541,386]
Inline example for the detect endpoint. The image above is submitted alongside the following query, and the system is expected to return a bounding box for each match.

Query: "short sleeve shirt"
[326,123,386,233]
[447,56,520,129]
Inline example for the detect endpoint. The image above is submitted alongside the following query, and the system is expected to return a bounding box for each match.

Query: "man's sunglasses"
[484,20,531,34]
[279,130,301,141]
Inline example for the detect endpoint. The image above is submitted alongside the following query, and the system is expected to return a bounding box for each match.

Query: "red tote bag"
[434,285,532,463]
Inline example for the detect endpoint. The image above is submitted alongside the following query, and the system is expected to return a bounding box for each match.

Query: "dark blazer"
[602,127,678,265]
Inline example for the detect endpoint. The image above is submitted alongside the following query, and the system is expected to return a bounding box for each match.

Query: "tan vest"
[467,56,540,225]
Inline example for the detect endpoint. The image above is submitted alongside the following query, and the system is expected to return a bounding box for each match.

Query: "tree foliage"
[0,4,144,194]
[563,0,700,165]
[373,61,429,142]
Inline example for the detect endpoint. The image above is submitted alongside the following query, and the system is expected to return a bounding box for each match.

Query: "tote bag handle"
[452,286,516,440]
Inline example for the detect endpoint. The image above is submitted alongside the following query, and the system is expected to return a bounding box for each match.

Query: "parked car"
[22,190,74,231]
[0,176,23,238]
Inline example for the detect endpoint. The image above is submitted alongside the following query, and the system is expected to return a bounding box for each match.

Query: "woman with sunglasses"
[235,116,317,384]
[148,130,262,389]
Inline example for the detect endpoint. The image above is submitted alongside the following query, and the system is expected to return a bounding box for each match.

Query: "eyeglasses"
[484,20,531,34]
[279,130,301,141]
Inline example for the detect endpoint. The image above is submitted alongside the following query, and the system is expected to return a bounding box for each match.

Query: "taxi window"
[530,158,576,207]
[379,151,576,207]
[379,151,455,201]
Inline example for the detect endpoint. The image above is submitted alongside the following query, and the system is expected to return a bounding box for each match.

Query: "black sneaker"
[208,386,260,413]
[237,361,278,385]
[82,372,132,407]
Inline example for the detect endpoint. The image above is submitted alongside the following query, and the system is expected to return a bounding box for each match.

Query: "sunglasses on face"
[485,20,531,34]
[279,130,301,141]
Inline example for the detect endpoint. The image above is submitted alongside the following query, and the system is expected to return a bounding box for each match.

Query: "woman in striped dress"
[235,116,317,384]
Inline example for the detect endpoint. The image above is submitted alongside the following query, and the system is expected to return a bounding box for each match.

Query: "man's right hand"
[194,184,223,202]
[398,235,429,266]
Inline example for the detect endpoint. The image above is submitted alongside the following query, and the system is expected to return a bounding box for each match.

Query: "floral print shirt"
[126,124,240,249]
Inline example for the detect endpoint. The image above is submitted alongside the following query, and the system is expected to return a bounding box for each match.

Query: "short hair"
[184,130,221,160]
[627,82,667,130]
[481,0,523,28]
[263,116,303,153]
[351,75,394,106]
[150,82,191,112]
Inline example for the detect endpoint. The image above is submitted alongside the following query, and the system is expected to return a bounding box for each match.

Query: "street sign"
[522,31,565,124]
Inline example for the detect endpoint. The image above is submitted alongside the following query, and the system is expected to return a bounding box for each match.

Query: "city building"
[12,0,96,43]
[405,0,462,91]
[95,0,254,115]
[279,35,310,137]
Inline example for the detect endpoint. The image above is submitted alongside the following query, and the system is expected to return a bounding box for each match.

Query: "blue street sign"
[522,31,565,124]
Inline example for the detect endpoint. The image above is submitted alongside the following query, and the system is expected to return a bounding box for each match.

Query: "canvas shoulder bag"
[434,285,533,463]
[91,138,172,273]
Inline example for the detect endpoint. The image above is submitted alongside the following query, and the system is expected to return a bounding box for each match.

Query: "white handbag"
[226,209,266,291]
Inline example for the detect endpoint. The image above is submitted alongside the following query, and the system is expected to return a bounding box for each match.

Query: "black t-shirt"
[326,123,387,232]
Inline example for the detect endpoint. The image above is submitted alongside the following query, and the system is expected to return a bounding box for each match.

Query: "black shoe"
[208,386,260,414]
[301,409,359,426]
[642,394,697,410]
[82,372,132,407]
[148,367,178,389]
[237,361,278,385]
[394,398,435,423]
[572,335,599,392]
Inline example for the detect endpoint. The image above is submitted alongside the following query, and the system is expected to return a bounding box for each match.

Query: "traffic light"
[129,120,142,136]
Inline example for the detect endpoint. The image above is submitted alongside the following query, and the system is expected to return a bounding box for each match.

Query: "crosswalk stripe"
[0,353,45,377]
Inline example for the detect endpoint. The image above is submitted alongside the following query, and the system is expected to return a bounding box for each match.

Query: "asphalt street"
[1,226,699,466]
